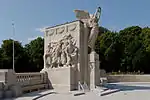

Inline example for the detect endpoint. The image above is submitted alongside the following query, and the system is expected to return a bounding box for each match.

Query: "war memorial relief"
[41,7,101,91]
[0,2,150,99]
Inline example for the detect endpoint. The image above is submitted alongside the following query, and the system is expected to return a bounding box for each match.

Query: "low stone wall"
[16,72,47,87]
[16,72,49,92]
[0,69,21,99]
[0,69,49,99]
[107,75,150,83]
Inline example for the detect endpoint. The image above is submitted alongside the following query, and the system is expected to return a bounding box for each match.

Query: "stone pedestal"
[0,91,3,99]
[4,90,12,98]
[41,20,86,92]
[0,69,16,86]
[0,69,22,98]
[41,19,101,92]
[89,51,100,90]
[10,85,22,97]
[43,67,78,92]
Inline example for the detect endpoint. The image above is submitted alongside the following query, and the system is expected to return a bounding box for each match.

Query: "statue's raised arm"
[74,10,90,20]
[74,7,102,52]
[74,9,90,24]
[94,7,101,22]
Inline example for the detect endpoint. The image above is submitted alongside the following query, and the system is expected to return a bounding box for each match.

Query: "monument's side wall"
[78,21,85,84]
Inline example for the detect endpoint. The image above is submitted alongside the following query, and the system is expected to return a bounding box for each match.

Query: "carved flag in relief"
[74,10,90,20]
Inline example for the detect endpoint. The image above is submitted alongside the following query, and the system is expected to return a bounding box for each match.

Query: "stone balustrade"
[16,72,48,92]
[0,69,49,99]
[16,72,46,87]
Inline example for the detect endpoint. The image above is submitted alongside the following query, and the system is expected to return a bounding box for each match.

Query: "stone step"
[32,92,57,100]
[95,86,109,92]
[73,92,85,96]
[92,87,110,96]
[100,89,121,96]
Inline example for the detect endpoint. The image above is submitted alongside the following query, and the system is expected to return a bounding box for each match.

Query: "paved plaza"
[37,90,150,100]
[12,82,150,100]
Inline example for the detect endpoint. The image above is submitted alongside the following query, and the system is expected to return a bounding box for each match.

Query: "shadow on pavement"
[32,92,57,100]
[14,89,57,100]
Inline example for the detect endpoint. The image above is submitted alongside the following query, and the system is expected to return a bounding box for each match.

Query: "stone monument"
[41,7,101,92]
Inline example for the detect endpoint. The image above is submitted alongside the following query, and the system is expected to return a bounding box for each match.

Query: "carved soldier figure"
[44,43,53,68]
[65,39,78,67]
[60,41,68,66]
[51,41,62,68]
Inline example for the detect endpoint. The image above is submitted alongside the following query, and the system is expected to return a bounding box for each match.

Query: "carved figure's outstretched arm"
[94,7,101,22]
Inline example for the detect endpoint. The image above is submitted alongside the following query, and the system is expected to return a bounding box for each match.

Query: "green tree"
[96,31,121,72]
[25,37,44,71]
[0,39,29,72]
[0,48,3,68]
[119,26,142,72]
[138,27,150,73]
[95,26,110,54]
[0,26,149,73]
[95,26,121,72]
[95,26,150,73]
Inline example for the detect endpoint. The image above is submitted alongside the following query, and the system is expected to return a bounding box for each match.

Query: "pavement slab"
[7,82,150,100]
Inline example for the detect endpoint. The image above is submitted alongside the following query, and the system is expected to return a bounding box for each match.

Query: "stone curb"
[100,89,121,96]
[73,92,85,96]
[32,92,57,100]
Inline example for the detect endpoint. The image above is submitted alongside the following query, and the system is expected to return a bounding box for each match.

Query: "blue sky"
[0,0,150,45]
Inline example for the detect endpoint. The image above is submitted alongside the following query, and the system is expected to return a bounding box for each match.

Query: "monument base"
[41,67,78,92]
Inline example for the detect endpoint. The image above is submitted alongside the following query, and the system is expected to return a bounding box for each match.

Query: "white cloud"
[27,36,43,43]
[35,28,42,32]
[108,26,120,32]
[35,26,49,32]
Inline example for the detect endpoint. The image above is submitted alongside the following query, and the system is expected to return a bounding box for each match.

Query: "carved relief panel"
[44,21,80,69]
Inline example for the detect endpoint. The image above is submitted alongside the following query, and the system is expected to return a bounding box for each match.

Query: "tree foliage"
[0,26,150,73]
[0,39,29,72]
[0,37,44,72]
[97,26,150,73]
[25,37,44,72]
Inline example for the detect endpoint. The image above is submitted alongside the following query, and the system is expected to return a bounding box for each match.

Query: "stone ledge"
[22,84,48,92]
[107,75,150,82]
[100,89,121,96]
[73,92,85,96]
[14,90,56,100]
[32,92,57,100]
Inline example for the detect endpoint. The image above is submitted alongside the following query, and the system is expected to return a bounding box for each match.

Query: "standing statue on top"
[74,7,101,52]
